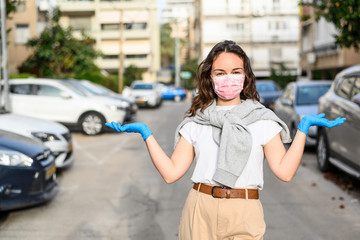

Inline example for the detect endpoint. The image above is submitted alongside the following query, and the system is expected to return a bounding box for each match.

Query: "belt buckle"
[211,186,224,198]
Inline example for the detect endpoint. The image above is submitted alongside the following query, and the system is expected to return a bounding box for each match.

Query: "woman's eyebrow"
[213,68,243,72]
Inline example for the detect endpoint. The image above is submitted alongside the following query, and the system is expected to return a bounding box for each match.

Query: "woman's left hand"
[297,113,346,135]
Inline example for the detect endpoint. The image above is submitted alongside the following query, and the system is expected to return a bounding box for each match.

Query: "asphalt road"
[0,100,359,240]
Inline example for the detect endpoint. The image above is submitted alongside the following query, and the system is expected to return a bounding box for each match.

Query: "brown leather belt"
[193,183,259,199]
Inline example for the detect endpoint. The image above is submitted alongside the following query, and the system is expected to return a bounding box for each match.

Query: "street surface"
[0,100,360,239]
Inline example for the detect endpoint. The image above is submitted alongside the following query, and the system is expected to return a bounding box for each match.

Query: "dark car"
[274,80,332,146]
[256,80,282,109]
[0,130,58,211]
[317,65,360,178]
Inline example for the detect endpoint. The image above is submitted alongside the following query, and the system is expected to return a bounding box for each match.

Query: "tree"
[123,64,144,87]
[269,63,296,88]
[160,23,175,68]
[18,8,102,78]
[300,0,360,50]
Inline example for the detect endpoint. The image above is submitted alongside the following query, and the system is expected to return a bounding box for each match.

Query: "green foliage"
[182,57,198,89]
[18,8,102,78]
[269,63,296,88]
[9,72,36,79]
[300,0,360,50]
[123,64,145,87]
[160,23,175,67]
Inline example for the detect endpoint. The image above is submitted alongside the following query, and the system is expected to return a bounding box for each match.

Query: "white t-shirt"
[179,105,282,190]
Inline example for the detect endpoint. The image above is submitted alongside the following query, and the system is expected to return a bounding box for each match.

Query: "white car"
[9,78,127,135]
[128,80,162,108]
[0,109,74,168]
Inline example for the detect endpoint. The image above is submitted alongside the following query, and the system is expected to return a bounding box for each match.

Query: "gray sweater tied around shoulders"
[174,99,291,188]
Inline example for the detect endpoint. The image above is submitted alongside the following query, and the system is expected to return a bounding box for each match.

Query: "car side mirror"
[352,93,360,106]
[60,92,72,99]
[282,99,293,106]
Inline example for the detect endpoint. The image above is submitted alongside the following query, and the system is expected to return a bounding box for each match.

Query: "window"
[124,22,147,30]
[336,77,355,99]
[125,54,147,59]
[69,16,91,31]
[15,24,30,44]
[103,55,118,59]
[296,85,331,105]
[35,85,63,97]
[101,24,119,31]
[350,77,360,100]
[10,84,32,95]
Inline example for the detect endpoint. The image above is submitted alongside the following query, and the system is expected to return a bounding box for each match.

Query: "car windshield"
[296,84,331,105]
[60,82,88,96]
[82,81,114,95]
[132,84,153,90]
[256,82,280,92]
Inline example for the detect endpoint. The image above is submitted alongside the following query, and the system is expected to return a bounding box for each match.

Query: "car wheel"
[316,129,332,172]
[80,112,105,135]
[174,95,181,102]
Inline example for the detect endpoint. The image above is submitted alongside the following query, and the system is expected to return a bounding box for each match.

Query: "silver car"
[129,80,162,108]
[274,80,332,146]
[317,65,360,178]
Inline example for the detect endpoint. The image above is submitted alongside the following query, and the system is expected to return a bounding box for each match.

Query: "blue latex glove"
[105,122,152,141]
[297,113,346,135]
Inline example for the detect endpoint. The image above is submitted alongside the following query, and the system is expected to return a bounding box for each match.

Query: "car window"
[350,77,360,100]
[281,84,294,100]
[35,84,63,97]
[336,76,355,99]
[256,82,279,92]
[296,84,331,105]
[132,84,153,90]
[10,84,33,95]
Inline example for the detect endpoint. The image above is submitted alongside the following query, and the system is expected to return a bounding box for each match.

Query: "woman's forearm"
[145,135,194,184]
[265,130,307,182]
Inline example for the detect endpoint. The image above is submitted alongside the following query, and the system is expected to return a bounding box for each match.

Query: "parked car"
[256,80,282,109]
[159,84,187,102]
[0,129,58,211]
[0,109,74,168]
[129,80,162,108]
[8,78,127,135]
[59,79,138,122]
[317,65,360,178]
[273,80,332,146]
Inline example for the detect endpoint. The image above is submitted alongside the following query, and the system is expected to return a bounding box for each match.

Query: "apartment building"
[199,0,299,78]
[299,5,360,80]
[57,0,160,82]
[7,0,55,74]
[161,0,199,63]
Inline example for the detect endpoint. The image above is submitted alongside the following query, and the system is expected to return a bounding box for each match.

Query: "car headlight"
[31,132,60,142]
[119,101,130,108]
[0,150,33,167]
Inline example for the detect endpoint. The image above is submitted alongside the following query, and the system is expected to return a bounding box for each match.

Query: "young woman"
[106,40,345,240]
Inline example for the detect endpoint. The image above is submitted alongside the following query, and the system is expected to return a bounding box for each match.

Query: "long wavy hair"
[187,40,260,117]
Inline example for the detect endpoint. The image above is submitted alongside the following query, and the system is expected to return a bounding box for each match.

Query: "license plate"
[46,164,56,180]
[68,143,73,152]
[136,99,146,103]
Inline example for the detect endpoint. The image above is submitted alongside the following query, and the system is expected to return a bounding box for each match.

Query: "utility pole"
[118,9,124,93]
[174,20,180,87]
[0,0,9,110]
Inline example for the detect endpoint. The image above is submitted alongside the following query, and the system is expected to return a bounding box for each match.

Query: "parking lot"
[0,100,360,240]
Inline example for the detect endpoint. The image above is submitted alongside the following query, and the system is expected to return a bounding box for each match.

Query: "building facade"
[199,0,300,78]
[58,0,160,82]
[7,0,54,74]
[299,5,360,80]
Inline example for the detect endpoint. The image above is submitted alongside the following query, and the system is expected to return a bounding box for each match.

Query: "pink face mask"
[212,74,245,100]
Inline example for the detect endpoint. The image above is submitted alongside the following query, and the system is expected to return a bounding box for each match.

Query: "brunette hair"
[187,40,259,116]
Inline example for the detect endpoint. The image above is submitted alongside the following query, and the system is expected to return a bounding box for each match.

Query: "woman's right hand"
[105,122,152,141]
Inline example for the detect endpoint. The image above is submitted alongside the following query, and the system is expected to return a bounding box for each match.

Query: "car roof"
[10,78,62,84]
[291,80,332,87]
[335,64,360,80]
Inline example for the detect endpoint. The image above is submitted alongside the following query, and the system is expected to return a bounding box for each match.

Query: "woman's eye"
[232,71,243,75]
[215,72,225,76]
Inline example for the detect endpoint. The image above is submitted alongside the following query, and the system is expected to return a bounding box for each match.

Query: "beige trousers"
[178,188,266,240]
